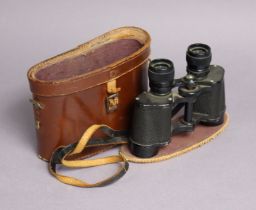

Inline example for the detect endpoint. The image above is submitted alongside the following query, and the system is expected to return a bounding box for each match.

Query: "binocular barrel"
[130,43,226,158]
[130,59,174,158]
[130,93,173,158]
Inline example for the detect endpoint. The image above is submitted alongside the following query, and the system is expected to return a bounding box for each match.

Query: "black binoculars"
[130,43,226,158]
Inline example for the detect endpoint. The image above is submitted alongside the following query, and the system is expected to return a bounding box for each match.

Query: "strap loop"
[48,124,129,187]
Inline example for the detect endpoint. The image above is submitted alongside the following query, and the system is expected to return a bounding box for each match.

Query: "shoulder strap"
[48,124,129,187]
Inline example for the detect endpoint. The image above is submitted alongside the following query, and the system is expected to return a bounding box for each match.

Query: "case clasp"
[106,80,121,112]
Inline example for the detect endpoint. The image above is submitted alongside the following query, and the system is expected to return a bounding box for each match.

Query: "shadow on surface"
[5,93,37,153]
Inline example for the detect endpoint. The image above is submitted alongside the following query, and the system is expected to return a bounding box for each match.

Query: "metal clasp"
[29,99,44,110]
[35,120,40,130]
[29,98,44,130]
[106,93,119,112]
[106,80,121,112]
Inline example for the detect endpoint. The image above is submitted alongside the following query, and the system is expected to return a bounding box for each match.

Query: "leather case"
[27,27,151,161]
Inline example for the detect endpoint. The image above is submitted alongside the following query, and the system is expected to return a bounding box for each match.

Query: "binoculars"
[130,43,226,158]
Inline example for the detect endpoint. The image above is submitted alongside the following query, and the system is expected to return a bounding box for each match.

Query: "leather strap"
[49,125,129,187]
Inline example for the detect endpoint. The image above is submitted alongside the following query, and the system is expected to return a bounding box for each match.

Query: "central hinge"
[106,80,121,112]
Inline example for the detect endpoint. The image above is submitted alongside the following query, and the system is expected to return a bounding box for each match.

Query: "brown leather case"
[27,27,151,161]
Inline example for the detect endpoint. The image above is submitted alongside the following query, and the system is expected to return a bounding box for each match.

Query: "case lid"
[27,27,151,96]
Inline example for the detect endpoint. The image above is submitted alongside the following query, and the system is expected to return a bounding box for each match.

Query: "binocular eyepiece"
[129,43,226,158]
[148,59,174,95]
[148,44,212,95]
[186,43,212,76]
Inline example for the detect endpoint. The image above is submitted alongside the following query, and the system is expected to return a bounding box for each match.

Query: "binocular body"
[130,92,173,157]
[130,43,226,158]
[192,65,225,125]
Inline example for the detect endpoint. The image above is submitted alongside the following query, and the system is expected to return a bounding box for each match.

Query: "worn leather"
[49,124,129,188]
[27,27,151,160]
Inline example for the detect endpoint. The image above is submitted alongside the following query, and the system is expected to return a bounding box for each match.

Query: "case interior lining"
[35,39,143,81]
